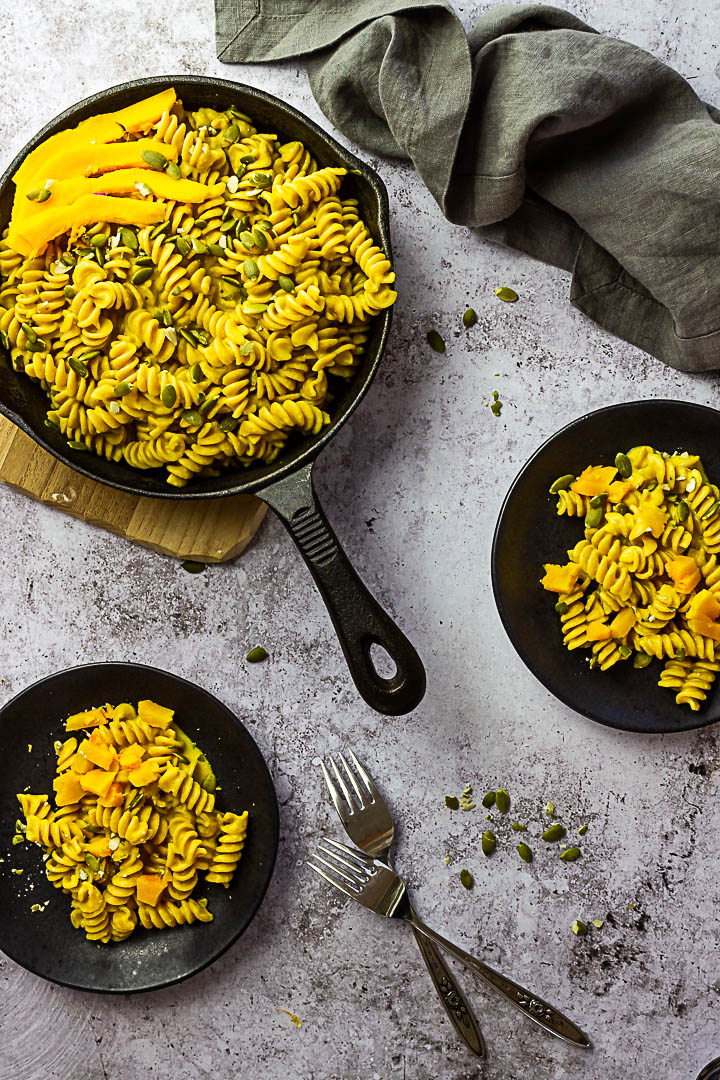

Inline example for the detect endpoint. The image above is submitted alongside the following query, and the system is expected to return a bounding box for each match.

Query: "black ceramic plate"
[492,399,720,734]
[0,663,278,992]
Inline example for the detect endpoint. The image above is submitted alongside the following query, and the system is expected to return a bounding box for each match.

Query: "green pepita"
[126,790,144,811]
[426,329,445,353]
[190,364,204,384]
[120,227,138,250]
[182,410,203,426]
[572,920,588,937]
[161,385,177,409]
[462,307,477,328]
[560,847,581,862]
[481,830,496,857]
[234,164,247,180]
[239,231,255,250]
[67,440,86,451]
[495,789,510,814]
[175,237,192,256]
[585,506,604,530]
[673,647,686,660]
[25,340,45,353]
[85,853,100,872]
[219,416,239,433]
[149,222,168,241]
[21,322,37,343]
[445,795,459,810]
[511,822,527,832]
[614,452,632,479]
[222,124,241,144]
[25,188,42,201]
[239,153,255,164]
[702,500,720,521]
[228,108,252,124]
[278,275,294,292]
[578,824,588,836]
[141,149,168,171]
[549,474,575,494]
[63,286,76,300]
[246,646,269,663]
[481,791,496,808]
[69,358,88,378]
[493,286,518,303]
[0,330,9,351]
[542,823,566,842]
[589,493,607,508]
[181,560,205,573]
[633,652,652,669]
[179,329,198,347]
[619,644,633,659]
[131,267,154,286]
[223,274,245,289]
[207,243,225,257]
[165,161,181,180]
[89,233,108,248]
[114,381,132,397]
[136,256,155,268]
[555,601,569,615]
[36,188,52,203]
[249,171,272,189]
[220,218,237,233]
[193,239,208,255]
[251,227,268,250]
[517,843,533,863]
[459,868,474,890]
[243,258,260,280]
[614,502,630,515]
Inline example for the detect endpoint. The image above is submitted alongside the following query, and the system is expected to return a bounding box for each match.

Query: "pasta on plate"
[541,446,720,711]
[0,88,396,485]
[17,698,247,943]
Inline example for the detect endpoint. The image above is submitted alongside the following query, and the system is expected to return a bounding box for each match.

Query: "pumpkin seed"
[194,329,210,346]
[633,653,652,669]
[549,473,575,494]
[619,645,633,659]
[462,307,477,328]
[69,358,88,378]
[585,506,603,530]
[244,302,267,314]
[181,560,205,573]
[193,239,208,255]
[239,258,258,281]
[517,843,533,863]
[62,286,76,301]
[182,409,203,426]
[25,188,42,201]
[702,500,720,521]
[249,171,272,189]
[258,220,273,231]
[85,853,100,872]
[572,920,588,937]
[272,275,293,294]
[445,795,459,810]
[165,161,181,180]
[131,267,154,286]
[198,396,215,414]
[234,164,248,181]
[126,790,144,811]
[220,218,237,234]
[239,231,255,250]
[589,493,607,508]
[560,847,581,862]
[36,188,51,203]
[60,253,77,266]
[554,601,569,615]
[190,364,204,384]
[511,822,527,832]
[222,124,241,144]
[578,824,588,836]
[228,108,253,124]
[291,211,300,227]
[114,381,132,397]
[179,329,198,347]
[493,286,518,302]
[459,868,474,890]
[542,823,566,842]
[175,237,192,256]
[161,385,177,409]
[207,242,225,257]
[614,452,632,479]
[239,153,255,164]
[89,233,108,248]
[673,647,686,660]
[0,330,8,351]
[119,226,138,250]
[614,502,630,515]
[481,830,496,857]
[481,791,496,808]
[251,227,269,250]
[246,646,268,663]
[223,274,245,290]
[21,321,37,343]
[67,440,86,451]
[141,149,168,170]
[495,788,510,814]
[219,416,239,433]
[136,256,155,268]
[149,222,168,241]
[426,329,445,353]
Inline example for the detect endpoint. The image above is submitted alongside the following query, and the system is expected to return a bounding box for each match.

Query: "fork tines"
[319,750,378,821]
[307,838,373,898]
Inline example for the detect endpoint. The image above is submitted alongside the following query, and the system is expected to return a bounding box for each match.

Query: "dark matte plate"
[492,400,720,734]
[0,663,278,992]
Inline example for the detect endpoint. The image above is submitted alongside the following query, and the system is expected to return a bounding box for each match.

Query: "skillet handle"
[259,463,426,716]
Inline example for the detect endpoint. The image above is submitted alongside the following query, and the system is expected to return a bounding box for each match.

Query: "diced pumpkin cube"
[79,769,118,798]
[667,555,701,595]
[687,589,720,623]
[136,874,167,907]
[689,616,720,642]
[137,700,174,729]
[128,759,161,787]
[610,609,637,638]
[541,563,582,594]
[118,744,145,768]
[65,707,108,731]
[607,480,634,503]
[98,781,125,808]
[570,466,617,497]
[86,835,112,857]
[70,748,93,774]
[53,773,85,806]
[629,500,668,540]
[85,731,117,770]
[586,621,612,641]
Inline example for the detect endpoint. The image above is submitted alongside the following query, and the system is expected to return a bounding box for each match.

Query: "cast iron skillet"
[492,400,720,734]
[0,76,426,717]
[0,662,279,993]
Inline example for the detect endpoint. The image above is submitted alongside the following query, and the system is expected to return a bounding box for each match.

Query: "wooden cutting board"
[0,415,267,562]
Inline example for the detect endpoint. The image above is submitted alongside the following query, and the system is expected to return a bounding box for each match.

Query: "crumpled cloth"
[215,1,720,371]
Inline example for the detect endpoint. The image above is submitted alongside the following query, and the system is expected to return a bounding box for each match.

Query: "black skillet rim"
[0,75,393,500]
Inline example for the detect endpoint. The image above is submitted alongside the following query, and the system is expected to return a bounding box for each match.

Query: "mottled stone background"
[1,2,720,1078]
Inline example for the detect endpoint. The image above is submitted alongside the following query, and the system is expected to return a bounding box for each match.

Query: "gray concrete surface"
[1,2,720,1078]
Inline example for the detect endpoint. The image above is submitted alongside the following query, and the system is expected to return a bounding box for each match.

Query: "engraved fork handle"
[409,907,485,1058]
[407,914,591,1048]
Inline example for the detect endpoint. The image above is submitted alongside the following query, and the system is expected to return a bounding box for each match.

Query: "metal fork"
[318,751,484,1058]
[309,838,591,1049]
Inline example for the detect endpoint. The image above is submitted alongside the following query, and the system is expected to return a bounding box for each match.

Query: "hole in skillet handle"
[369,642,398,680]
[259,463,426,716]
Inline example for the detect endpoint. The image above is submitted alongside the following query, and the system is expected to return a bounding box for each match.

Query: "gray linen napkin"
[215,1,720,372]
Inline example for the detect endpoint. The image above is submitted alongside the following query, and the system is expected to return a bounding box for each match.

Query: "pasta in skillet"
[542,446,720,711]
[0,88,396,486]
[16,699,247,942]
